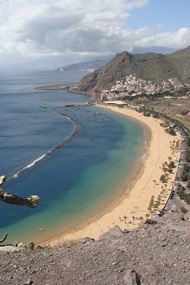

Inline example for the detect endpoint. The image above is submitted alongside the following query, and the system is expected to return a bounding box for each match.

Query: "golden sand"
[44,105,181,246]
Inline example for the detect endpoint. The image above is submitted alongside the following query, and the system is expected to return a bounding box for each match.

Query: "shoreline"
[35,82,80,90]
[41,104,181,246]
[7,108,81,182]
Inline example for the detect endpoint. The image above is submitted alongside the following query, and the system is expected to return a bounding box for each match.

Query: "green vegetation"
[160,174,167,183]
[178,206,188,214]
[148,192,165,215]
[142,106,190,206]
[123,215,127,224]
[176,184,190,205]
[125,97,190,209]
[165,127,176,136]
[181,164,189,182]
[139,216,144,223]
[187,179,190,190]
[78,46,190,94]
[185,149,190,162]
[79,46,190,214]
[148,195,155,211]
[53,239,79,250]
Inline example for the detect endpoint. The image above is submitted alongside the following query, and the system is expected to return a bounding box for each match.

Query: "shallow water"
[0,71,145,244]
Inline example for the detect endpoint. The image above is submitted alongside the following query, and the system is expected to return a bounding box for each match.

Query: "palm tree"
[153,180,156,187]
[168,156,172,162]
[123,215,127,224]
[150,210,154,219]
[145,213,150,219]
[139,216,144,223]
[157,195,161,203]
[175,140,180,151]
[155,200,161,210]
[154,200,161,210]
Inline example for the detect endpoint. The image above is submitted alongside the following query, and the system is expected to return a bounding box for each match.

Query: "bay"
[0,70,145,244]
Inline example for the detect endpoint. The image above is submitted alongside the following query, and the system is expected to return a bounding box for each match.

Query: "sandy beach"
[44,104,181,246]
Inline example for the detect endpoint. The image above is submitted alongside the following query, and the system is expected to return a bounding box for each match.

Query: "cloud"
[0,0,189,69]
[135,28,190,49]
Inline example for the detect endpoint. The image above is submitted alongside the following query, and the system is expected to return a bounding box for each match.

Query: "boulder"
[123,269,141,285]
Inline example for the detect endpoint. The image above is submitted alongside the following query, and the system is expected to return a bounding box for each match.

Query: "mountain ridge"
[77,45,190,94]
[56,47,178,72]
[56,59,111,72]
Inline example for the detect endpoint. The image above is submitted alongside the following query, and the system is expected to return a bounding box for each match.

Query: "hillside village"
[100,74,189,101]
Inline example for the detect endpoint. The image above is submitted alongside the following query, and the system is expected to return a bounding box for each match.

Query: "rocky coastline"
[0,212,190,285]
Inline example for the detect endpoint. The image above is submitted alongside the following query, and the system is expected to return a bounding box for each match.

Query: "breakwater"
[7,106,81,182]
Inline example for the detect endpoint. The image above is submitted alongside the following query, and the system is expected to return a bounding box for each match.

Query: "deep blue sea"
[0,70,145,244]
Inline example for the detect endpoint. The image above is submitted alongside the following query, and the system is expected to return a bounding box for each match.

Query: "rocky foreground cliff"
[0,212,190,285]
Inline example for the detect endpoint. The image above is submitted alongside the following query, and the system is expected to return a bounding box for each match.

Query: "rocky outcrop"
[0,212,190,284]
[0,188,40,208]
[0,176,40,208]
[0,233,7,244]
[124,269,141,285]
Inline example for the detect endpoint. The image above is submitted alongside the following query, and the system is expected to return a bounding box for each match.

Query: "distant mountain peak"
[56,59,111,72]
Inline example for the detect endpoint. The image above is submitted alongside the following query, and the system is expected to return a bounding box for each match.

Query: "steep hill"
[1,213,190,284]
[78,46,190,94]
[169,45,190,81]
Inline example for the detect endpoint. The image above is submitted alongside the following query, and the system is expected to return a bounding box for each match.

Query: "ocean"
[0,70,145,244]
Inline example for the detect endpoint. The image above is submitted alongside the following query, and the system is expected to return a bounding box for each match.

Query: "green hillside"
[78,46,190,94]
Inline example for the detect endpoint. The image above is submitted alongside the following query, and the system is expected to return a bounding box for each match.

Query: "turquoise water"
[0,71,145,244]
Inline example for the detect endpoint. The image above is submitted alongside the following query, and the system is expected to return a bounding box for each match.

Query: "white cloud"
[0,0,189,69]
[135,28,190,49]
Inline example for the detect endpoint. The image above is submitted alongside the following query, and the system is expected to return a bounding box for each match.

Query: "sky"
[0,0,190,70]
